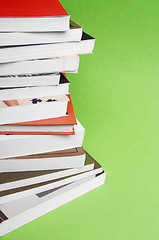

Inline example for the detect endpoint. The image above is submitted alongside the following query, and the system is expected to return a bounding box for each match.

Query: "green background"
[2,0,159,239]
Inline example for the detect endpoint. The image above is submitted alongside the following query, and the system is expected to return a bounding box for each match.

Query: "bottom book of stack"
[0,151,106,236]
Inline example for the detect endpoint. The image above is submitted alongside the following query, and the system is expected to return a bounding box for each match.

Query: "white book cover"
[0,152,103,200]
[0,33,95,64]
[0,21,82,46]
[0,73,60,88]
[0,16,70,32]
[0,120,85,159]
[0,74,69,100]
[0,171,106,236]
[0,55,79,75]
[0,162,103,204]
[0,148,86,172]
[1,152,99,191]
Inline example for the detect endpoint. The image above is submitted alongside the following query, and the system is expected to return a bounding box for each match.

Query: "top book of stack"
[0,0,70,32]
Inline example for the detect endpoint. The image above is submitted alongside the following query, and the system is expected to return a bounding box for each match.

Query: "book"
[0,147,86,172]
[0,120,85,159]
[0,33,95,64]
[0,151,99,191]
[0,94,76,135]
[0,148,86,172]
[0,20,82,46]
[0,94,69,125]
[0,73,60,88]
[0,171,106,236]
[0,2,106,238]
[0,55,79,76]
[0,73,70,101]
[0,159,92,191]
[0,152,103,204]
[0,0,69,32]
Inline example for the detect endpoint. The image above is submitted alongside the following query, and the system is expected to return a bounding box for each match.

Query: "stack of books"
[0,0,106,236]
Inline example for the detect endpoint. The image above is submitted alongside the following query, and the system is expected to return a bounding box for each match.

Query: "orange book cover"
[0,94,76,135]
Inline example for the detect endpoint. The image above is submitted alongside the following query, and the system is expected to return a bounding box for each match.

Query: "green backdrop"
[2,0,159,239]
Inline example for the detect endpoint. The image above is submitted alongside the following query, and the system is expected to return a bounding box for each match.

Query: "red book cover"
[0,0,68,17]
